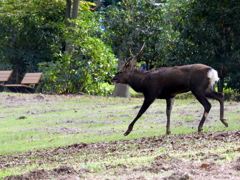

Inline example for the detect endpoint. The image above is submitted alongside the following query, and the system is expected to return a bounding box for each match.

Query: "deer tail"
[208,68,219,88]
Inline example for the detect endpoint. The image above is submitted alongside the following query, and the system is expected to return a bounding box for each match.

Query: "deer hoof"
[198,128,203,133]
[221,119,228,127]
[124,130,131,136]
[166,131,171,135]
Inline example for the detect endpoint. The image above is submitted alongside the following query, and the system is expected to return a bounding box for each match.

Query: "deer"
[111,44,228,136]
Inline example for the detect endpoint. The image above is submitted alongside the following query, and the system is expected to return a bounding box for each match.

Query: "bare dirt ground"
[1,94,240,180]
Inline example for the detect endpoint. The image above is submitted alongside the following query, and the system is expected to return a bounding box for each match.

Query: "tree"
[38,1,116,94]
[65,0,80,54]
[103,0,166,97]
[88,0,122,11]
[167,0,240,92]
[0,0,116,95]
[0,0,65,82]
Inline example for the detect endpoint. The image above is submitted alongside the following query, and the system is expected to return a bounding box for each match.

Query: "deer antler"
[137,42,146,56]
[129,42,146,60]
[129,48,134,57]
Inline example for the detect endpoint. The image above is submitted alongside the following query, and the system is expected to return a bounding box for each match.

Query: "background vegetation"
[0,0,239,96]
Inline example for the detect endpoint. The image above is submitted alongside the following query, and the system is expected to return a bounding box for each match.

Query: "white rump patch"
[208,68,219,88]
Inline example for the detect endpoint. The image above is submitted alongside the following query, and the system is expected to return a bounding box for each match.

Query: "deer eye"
[118,71,123,75]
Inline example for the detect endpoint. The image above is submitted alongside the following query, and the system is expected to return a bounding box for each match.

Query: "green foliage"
[88,0,122,11]
[39,11,116,95]
[223,87,240,101]
[166,0,240,92]
[0,0,65,81]
[0,0,116,95]
[102,0,167,69]
[1,0,240,94]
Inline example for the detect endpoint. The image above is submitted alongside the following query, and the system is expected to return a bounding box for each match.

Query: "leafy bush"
[39,11,116,95]
[223,88,240,101]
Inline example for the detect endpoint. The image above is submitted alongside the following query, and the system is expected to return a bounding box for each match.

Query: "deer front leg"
[166,97,175,135]
[124,97,155,136]
[198,111,209,133]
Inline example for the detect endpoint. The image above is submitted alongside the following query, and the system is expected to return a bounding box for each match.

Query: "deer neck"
[128,69,146,93]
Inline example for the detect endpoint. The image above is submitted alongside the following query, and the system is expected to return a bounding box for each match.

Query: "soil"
[1,94,240,180]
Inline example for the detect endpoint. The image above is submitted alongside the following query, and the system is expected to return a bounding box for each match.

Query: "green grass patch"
[1,94,239,154]
[0,93,240,179]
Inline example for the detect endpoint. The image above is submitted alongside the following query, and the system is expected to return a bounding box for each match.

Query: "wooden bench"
[0,70,13,92]
[5,73,43,93]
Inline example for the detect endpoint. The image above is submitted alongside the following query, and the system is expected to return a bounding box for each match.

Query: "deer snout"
[111,77,119,84]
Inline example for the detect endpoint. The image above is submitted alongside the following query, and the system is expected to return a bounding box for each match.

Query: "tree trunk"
[65,0,71,25]
[65,0,79,54]
[112,83,130,97]
[217,66,226,93]
[218,78,224,93]
[112,58,130,98]
[72,0,79,19]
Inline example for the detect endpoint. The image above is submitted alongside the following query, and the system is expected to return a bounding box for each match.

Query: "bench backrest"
[0,70,13,82]
[21,73,43,84]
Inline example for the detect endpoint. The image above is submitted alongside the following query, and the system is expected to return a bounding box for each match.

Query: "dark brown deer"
[112,46,228,136]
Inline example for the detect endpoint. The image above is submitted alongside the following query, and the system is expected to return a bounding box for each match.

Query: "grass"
[0,93,239,154]
[0,93,240,179]
[0,94,144,154]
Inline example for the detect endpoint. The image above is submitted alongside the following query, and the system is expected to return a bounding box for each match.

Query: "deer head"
[111,43,146,84]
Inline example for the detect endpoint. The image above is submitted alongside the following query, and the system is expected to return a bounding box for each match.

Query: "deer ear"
[124,61,130,66]
[123,61,131,69]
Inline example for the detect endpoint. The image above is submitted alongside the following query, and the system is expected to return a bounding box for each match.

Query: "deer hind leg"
[166,97,175,135]
[124,97,155,136]
[192,91,212,133]
[206,91,228,127]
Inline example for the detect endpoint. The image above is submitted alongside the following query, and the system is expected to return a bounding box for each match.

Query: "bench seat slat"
[21,73,43,84]
[0,71,13,82]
